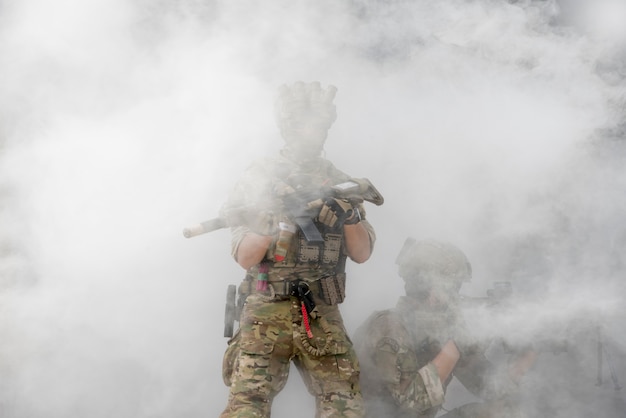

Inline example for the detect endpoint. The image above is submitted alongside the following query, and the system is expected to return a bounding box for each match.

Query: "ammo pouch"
[318,273,346,305]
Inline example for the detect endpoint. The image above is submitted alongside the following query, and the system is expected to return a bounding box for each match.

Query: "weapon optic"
[459,281,513,308]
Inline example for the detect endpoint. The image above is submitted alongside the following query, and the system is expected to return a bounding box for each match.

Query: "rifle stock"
[183,218,228,238]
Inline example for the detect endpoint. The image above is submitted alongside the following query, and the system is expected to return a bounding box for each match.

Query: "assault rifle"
[461,282,568,353]
[461,282,622,390]
[183,177,384,242]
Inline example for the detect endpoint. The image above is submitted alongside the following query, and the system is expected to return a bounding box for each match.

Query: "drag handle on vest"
[293,281,318,320]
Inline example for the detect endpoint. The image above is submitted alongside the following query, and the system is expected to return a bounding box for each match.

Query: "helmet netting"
[396,239,472,288]
[274,81,337,140]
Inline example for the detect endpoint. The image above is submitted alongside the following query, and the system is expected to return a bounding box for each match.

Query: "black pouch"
[318,273,346,305]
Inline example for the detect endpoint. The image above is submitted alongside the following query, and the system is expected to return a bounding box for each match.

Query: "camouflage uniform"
[220,151,376,418]
[353,240,521,418]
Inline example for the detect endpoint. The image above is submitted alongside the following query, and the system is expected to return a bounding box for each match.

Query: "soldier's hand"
[318,198,357,228]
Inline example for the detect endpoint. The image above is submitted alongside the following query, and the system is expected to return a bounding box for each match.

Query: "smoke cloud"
[1,0,625,416]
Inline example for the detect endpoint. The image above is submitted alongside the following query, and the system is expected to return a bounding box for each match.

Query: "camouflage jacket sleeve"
[356,310,445,414]
[220,160,276,261]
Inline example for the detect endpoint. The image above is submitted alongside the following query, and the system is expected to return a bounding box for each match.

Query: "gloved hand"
[317,198,358,228]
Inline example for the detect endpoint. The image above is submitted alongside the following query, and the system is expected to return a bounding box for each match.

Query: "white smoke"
[1,0,625,416]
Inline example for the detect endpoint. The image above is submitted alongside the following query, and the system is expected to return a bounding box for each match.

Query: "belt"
[242,277,321,297]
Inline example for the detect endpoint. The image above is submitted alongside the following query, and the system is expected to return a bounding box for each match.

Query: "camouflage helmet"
[396,238,472,294]
[274,81,337,159]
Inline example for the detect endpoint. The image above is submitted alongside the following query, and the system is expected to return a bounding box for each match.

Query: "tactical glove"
[419,336,444,358]
[317,198,358,228]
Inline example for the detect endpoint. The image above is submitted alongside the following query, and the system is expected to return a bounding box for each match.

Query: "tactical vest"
[266,159,349,275]
[269,227,346,271]
[240,158,351,305]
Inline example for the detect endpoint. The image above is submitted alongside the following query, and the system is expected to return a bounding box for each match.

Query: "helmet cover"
[274,81,337,159]
[396,238,472,293]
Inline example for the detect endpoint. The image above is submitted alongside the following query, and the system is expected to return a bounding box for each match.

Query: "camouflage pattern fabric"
[353,296,499,418]
[219,152,375,417]
[220,294,363,418]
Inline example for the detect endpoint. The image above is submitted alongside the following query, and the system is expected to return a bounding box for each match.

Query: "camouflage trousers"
[220,293,364,418]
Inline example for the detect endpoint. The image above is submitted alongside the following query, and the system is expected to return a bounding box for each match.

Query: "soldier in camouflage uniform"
[219,81,377,418]
[353,238,535,418]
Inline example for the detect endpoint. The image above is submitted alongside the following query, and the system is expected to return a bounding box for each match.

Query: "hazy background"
[1,0,625,416]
